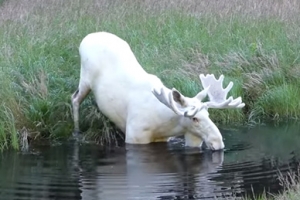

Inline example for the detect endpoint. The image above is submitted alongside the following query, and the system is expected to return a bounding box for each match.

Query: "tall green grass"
[0,0,300,150]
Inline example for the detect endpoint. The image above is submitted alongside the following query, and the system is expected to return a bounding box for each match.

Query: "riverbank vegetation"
[0,0,300,151]
[244,168,300,200]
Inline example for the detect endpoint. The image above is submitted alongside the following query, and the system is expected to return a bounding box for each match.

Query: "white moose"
[71,32,245,150]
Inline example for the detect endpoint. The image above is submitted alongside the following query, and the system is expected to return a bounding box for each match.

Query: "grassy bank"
[0,0,300,151]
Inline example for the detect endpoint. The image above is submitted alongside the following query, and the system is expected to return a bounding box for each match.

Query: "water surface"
[0,123,300,200]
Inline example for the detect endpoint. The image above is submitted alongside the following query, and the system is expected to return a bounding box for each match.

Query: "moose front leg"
[184,133,203,148]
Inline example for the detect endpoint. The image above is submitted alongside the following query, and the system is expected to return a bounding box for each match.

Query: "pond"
[0,123,300,200]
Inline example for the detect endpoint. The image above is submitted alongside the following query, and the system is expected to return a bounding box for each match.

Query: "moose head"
[152,74,245,150]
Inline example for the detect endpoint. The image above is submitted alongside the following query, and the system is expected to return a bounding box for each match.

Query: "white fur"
[71,32,244,150]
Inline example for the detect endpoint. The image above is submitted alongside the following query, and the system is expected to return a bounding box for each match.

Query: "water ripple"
[1,123,300,200]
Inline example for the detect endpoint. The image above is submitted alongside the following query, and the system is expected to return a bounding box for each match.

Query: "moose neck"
[152,114,188,139]
[149,99,188,139]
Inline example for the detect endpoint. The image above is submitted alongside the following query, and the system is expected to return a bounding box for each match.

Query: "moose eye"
[192,117,199,123]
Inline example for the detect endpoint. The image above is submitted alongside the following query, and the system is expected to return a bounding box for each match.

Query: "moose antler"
[152,74,244,118]
[152,86,201,117]
[199,74,245,109]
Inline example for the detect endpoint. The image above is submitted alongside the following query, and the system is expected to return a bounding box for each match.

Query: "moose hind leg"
[71,82,91,136]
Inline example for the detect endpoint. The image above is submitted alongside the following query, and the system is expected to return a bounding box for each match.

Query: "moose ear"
[171,88,187,106]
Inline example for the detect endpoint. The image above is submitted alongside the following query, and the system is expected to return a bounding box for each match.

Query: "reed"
[243,167,300,200]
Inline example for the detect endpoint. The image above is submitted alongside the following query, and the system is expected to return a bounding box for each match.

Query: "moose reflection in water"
[78,143,225,200]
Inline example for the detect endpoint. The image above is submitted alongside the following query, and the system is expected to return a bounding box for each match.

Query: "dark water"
[0,123,300,200]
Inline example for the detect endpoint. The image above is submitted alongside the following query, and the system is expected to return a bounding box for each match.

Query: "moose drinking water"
[71,32,245,150]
